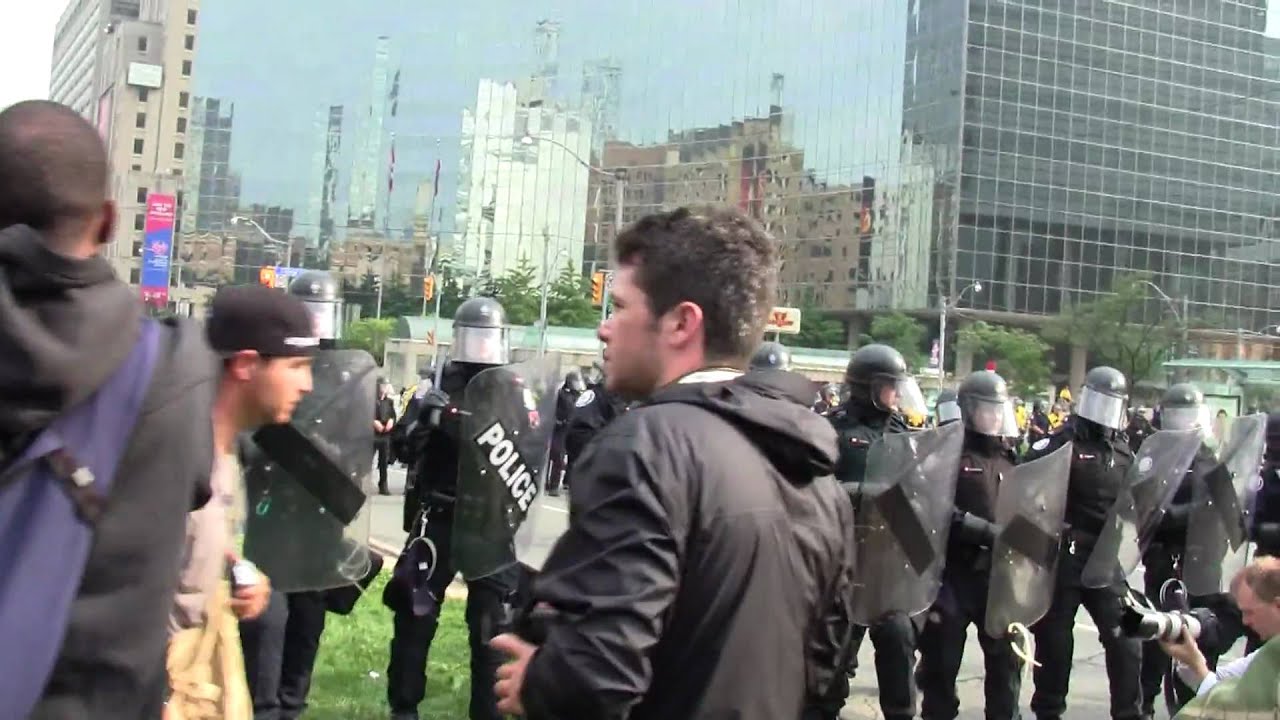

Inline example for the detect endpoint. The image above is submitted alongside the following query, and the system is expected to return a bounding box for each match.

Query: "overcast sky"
[4,1,1280,113]
[0,2,63,110]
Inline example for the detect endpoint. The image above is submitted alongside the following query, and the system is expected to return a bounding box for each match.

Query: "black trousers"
[546,428,567,492]
[1031,542,1142,720]
[375,438,391,492]
[918,569,1021,720]
[240,590,328,720]
[385,508,520,720]
[842,613,918,720]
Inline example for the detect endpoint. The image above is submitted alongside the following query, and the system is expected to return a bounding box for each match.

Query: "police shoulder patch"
[575,389,596,408]
[1032,438,1051,452]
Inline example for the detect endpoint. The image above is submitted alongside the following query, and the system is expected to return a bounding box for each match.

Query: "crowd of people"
[1,96,1278,720]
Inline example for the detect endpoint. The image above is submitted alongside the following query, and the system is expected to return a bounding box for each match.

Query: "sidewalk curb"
[369,537,469,601]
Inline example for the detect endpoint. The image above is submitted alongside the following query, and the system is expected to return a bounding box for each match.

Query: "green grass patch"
[307,572,472,720]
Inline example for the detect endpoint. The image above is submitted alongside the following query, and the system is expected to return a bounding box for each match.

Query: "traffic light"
[422,274,435,302]
[591,271,606,306]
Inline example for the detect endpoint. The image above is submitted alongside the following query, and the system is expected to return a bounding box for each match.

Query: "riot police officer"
[240,269,375,720]
[1025,366,1142,720]
[749,340,792,372]
[809,344,917,720]
[813,383,840,415]
[1137,384,1207,714]
[563,371,628,473]
[1252,412,1280,559]
[1142,384,1253,714]
[917,371,1021,720]
[546,369,585,496]
[934,388,961,427]
[1125,406,1156,454]
[382,297,522,720]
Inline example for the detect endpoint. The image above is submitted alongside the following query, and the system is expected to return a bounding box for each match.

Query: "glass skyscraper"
[188,0,1278,330]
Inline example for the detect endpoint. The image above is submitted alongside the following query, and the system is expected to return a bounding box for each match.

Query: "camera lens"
[1122,607,1206,642]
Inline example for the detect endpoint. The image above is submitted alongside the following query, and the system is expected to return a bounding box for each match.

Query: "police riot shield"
[452,355,564,580]
[242,349,377,592]
[851,421,964,625]
[1183,413,1267,596]
[985,442,1072,638]
[1081,428,1203,588]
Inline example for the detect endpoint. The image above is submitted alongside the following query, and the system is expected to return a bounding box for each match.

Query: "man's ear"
[225,350,262,382]
[94,199,116,247]
[662,300,704,350]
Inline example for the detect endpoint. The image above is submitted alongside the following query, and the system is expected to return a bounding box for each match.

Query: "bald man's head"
[0,100,114,256]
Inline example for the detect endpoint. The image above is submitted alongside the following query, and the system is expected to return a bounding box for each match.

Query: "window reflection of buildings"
[586,106,918,313]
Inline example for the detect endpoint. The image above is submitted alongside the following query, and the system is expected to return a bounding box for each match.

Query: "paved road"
[366,466,1242,720]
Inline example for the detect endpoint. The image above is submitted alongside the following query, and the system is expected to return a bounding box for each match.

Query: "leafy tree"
[955,321,1053,395]
[340,317,396,363]
[861,312,928,371]
[1043,272,1181,387]
[546,262,600,329]
[489,258,540,326]
[791,300,846,350]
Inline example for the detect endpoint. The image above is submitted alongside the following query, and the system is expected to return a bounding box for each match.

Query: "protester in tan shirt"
[166,285,318,715]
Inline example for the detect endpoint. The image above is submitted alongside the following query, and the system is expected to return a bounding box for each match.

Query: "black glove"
[952,510,997,548]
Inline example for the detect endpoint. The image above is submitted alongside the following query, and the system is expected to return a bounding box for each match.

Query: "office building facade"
[185,1,1276,337]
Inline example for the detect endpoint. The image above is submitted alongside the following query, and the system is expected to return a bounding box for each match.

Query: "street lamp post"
[519,134,627,256]
[1140,280,1189,355]
[232,215,292,269]
[537,228,569,359]
[938,281,982,383]
[520,134,627,332]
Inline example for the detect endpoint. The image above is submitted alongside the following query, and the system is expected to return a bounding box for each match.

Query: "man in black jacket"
[374,379,397,494]
[0,100,217,719]
[546,370,584,496]
[490,206,856,720]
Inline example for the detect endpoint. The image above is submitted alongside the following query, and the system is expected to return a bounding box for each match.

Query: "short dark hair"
[0,100,109,241]
[614,205,778,363]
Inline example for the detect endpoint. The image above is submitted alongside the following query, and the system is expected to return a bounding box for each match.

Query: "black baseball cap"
[206,285,319,357]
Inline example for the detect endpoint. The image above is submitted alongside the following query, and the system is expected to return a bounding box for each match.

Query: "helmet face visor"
[1161,405,1209,432]
[301,300,341,341]
[962,398,1019,437]
[1077,386,1127,429]
[936,400,962,425]
[874,375,927,417]
[453,326,509,365]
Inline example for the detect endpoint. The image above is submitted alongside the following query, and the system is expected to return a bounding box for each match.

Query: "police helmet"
[288,269,342,341]
[452,297,509,365]
[935,389,961,426]
[957,370,1018,437]
[845,344,927,417]
[564,369,586,393]
[749,341,792,372]
[1076,366,1129,430]
[1158,383,1208,432]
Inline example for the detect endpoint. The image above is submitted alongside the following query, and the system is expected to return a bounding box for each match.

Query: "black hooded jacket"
[521,369,856,720]
[0,226,217,719]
